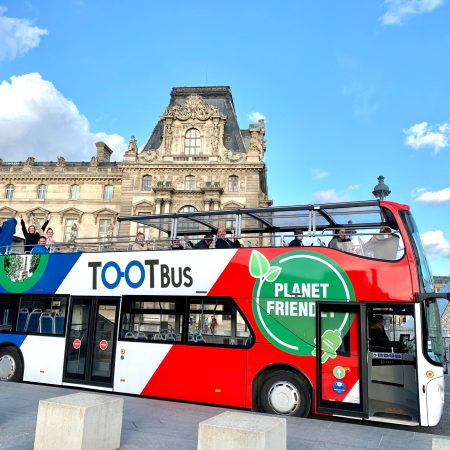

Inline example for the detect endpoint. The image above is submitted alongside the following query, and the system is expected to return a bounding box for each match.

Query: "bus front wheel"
[0,347,22,382]
[260,370,311,417]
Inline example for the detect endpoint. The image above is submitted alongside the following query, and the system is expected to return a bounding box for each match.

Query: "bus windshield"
[425,299,444,364]
[400,211,434,293]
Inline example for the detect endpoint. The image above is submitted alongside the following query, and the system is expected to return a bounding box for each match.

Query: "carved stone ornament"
[224,150,246,162]
[56,156,66,166]
[163,95,224,121]
[139,149,159,162]
[25,157,35,166]
[127,135,138,153]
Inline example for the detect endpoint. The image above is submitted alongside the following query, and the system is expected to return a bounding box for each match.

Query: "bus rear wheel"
[260,370,311,417]
[0,347,22,382]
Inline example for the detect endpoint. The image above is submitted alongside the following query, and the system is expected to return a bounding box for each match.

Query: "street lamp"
[372,175,391,201]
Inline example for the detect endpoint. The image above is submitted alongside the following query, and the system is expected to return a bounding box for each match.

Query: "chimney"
[95,141,113,162]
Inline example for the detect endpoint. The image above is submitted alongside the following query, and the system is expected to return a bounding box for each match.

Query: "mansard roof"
[143,86,247,154]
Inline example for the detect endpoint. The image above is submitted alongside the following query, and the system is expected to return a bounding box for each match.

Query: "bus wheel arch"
[253,365,312,417]
[0,345,24,382]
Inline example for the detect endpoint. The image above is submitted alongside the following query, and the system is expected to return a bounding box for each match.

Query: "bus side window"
[188,298,252,347]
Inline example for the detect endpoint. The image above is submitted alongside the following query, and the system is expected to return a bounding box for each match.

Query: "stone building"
[0,86,271,244]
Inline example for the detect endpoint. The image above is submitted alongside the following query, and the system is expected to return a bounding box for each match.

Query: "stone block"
[34,393,123,450]
[433,438,450,450]
[198,411,286,450]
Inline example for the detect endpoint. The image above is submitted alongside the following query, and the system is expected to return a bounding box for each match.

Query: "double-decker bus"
[0,200,447,426]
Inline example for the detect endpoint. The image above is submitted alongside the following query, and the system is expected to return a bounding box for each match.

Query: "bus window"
[188,298,251,346]
[16,295,67,335]
[368,305,415,353]
[0,297,14,332]
[121,299,183,342]
[424,299,444,364]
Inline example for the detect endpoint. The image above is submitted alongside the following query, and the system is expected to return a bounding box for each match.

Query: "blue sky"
[0,0,450,276]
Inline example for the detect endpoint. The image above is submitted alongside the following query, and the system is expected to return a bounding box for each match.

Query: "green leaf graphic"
[265,266,281,283]
[249,250,270,278]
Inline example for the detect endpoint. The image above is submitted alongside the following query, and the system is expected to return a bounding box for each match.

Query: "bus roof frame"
[118,200,391,238]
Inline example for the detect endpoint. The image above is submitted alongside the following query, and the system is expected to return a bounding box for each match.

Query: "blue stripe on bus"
[0,252,82,295]
[0,334,27,348]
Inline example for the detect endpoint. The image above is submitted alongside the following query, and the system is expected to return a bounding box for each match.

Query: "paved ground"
[1,381,450,450]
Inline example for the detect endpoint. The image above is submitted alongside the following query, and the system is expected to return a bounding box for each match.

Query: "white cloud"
[404,121,450,154]
[0,73,127,161]
[313,190,350,204]
[247,111,266,123]
[410,186,427,197]
[380,0,444,26]
[421,230,450,258]
[347,184,361,191]
[415,187,450,204]
[0,6,48,61]
[311,168,329,180]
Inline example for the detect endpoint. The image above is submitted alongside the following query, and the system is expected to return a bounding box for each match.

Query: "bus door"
[63,296,119,388]
[367,304,419,423]
[316,302,367,418]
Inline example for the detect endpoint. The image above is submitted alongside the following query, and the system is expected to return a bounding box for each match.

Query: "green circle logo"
[250,250,355,356]
[333,366,346,379]
[0,254,49,293]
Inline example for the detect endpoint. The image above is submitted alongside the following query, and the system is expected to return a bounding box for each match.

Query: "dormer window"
[184,128,200,155]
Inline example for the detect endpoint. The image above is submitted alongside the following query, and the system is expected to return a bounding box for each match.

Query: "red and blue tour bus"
[0,200,447,426]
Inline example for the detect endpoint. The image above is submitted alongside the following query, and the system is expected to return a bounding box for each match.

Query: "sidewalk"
[0,382,448,450]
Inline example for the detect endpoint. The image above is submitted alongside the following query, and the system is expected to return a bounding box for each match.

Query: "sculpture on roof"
[163,94,224,121]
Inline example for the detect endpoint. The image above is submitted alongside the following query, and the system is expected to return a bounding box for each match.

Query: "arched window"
[104,185,113,200]
[142,175,152,191]
[184,128,200,155]
[70,184,80,200]
[5,184,14,200]
[228,176,239,192]
[37,184,46,199]
[178,205,198,213]
[184,175,195,190]
[178,205,199,233]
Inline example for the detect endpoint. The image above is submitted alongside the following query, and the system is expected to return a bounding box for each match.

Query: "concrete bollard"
[433,438,450,450]
[34,393,123,450]
[198,411,286,450]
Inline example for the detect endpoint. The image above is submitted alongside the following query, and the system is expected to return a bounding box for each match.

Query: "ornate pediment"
[58,207,84,223]
[163,95,224,121]
[92,208,118,223]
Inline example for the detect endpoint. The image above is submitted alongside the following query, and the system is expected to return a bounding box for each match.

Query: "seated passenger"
[171,237,184,250]
[131,232,149,251]
[328,227,352,252]
[31,236,49,254]
[289,229,304,247]
[369,315,393,349]
[194,233,214,249]
[364,226,399,260]
[215,227,241,248]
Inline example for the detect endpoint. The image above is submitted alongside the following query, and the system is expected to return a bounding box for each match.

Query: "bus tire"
[0,347,23,382]
[260,370,311,417]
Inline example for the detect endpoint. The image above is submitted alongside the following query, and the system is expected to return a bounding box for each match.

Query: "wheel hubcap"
[268,381,300,414]
[0,355,16,381]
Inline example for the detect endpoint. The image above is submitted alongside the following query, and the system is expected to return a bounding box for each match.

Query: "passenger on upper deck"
[364,226,400,261]
[20,213,50,253]
[215,227,241,248]
[328,227,352,252]
[31,236,49,254]
[171,237,184,250]
[289,229,304,247]
[194,234,214,249]
[131,232,149,251]
[45,228,57,252]
[0,211,18,254]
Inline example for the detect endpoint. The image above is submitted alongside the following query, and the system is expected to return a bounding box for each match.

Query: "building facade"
[0,86,271,243]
